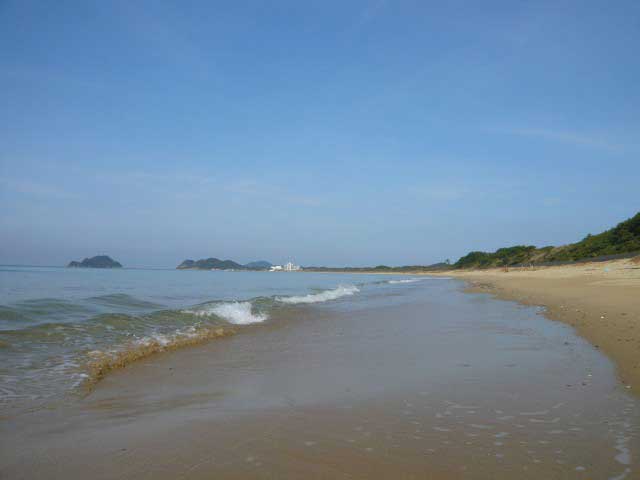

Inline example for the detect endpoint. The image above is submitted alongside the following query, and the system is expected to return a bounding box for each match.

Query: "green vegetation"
[177,258,272,270]
[177,258,243,270]
[244,260,273,270]
[67,255,122,268]
[544,212,640,262]
[303,262,450,273]
[454,246,539,269]
[453,212,640,269]
[179,213,639,273]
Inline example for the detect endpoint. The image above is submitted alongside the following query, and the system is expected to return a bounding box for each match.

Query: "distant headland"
[304,211,640,272]
[177,258,272,271]
[67,255,123,268]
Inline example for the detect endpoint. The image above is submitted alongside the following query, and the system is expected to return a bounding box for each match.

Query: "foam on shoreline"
[184,301,268,324]
[84,325,235,386]
[276,285,360,304]
[0,280,396,408]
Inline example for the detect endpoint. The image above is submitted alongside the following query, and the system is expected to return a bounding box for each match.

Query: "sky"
[1,0,639,267]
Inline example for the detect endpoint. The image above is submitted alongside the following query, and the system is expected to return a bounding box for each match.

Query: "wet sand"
[2,278,638,479]
[434,258,640,391]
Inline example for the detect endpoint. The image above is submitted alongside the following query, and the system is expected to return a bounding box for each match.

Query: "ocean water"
[2,266,639,479]
[0,266,421,413]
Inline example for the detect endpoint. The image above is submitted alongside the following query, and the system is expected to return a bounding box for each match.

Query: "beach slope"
[436,258,640,390]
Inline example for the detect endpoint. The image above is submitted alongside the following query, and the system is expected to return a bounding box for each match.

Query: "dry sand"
[430,258,640,391]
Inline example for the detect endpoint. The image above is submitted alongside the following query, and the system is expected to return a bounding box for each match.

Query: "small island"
[67,255,123,268]
[177,258,272,270]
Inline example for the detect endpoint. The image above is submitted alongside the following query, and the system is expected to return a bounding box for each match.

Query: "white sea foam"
[388,278,422,284]
[186,302,268,325]
[277,285,359,304]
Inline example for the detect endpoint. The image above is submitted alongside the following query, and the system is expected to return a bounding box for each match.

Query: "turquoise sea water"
[0,266,420,412]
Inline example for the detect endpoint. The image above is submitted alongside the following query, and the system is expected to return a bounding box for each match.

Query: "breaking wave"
[85,325,235,386]
[388,278,422,284]
[85,287,360,387]
[184,301,268,325]
[1,282,374,410]
[277,285,360,304]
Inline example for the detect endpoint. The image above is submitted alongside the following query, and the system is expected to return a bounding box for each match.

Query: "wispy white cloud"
[409,184,469,202]
[223,179,261,195]
[99,170,216,194]
[0,178,79,199]
[287,195,324,207]
[1,66,107,90]
[100,170,324,207]
[542,197,561,207]
[224,179,324,207]
[488,127,631,153]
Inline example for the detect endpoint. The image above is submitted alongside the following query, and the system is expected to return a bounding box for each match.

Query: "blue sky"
[1,0,639,267]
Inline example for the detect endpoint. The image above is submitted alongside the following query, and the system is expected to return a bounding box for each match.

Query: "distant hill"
[67,255,122,268]
[544,212,640,262]
[177,258,243,270]
[454,212,640,269]
[243,260,272,269]
[303,262,450,273]
[177,258,272,270]
[175,213,640,272]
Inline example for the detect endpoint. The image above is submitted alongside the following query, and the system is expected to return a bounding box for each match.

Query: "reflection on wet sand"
[1,279,637,479]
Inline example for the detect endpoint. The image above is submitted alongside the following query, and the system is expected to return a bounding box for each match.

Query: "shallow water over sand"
[1,276,638,479]
[0,267,394,413]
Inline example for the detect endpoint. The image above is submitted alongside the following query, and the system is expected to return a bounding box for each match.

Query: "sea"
[0,265,415,413]
[1,265,638,479]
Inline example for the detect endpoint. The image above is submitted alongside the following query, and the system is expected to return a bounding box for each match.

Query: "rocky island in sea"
[67,255,123,268]
[177,258,272,270]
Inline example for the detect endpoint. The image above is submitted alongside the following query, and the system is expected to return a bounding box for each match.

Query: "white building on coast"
[270,262,302,272]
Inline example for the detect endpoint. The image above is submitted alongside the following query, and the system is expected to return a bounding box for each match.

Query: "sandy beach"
[431,258,640,392]
[3,274,638,479]
[4,1,639,478]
